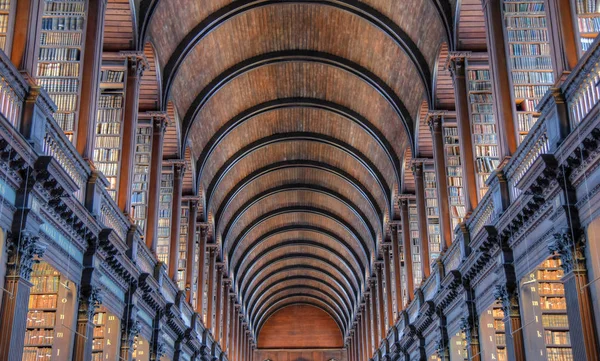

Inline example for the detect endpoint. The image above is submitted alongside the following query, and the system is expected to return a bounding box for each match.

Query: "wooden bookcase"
[177,200,189,290]
[481,302,507,361]
[157,165,174,265]
[131,336,150,360]
[92,308,120,361]
[23,262,76,361]
[92,60,126,201]
[408,202,422,286]
[36,0,87,142]
[572,0,600,55]
[442,121,466,230]
[466,61,500,200]
[131,120,153,235]
[502,0,555,143]
[0,0,16,52]
[423,165,441,265]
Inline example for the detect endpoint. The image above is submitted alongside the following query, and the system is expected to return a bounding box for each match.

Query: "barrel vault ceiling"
[138,0,457,341]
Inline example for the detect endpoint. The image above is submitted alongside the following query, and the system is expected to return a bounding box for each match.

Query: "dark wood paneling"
[457,0,487,51]
[255,348,347,361]
[138,42,161,112]
[257,305,343,349]
[103,0,135,51]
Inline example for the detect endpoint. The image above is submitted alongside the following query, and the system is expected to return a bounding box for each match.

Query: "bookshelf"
[423,165,441,265]
[0,0,15,52]
[36,0,87,142]
[521,257,573,361]
[131,336,150,360]
[466,65,500,200]
[481,303,507,361]
[449,331,468,360]
[92,308,120,361]
[131,122,153,235]
[442,123,466,229]
[157,166,174,265]
[502,0,555,143]
[23,262,76,361]
[408,203,423,286]
[177,201,189,290]
[573,0,600,54]
[92,60,126,201]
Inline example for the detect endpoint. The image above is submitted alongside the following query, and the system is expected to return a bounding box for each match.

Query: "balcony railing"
[566,37,600,128]
[0,51,26,129]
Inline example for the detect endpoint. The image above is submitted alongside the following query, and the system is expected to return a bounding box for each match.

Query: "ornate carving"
[6,231,46,279]
[426,112,445,133]
[80,286,102,320]
[156,341,166,358]
[494,284,520,318]
[152,114,169,134]
[549,230,586,273]
[123,320,141,349]
[446,52,471,78]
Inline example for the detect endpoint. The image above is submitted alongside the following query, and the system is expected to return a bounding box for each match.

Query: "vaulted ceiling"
[128,0,486,341]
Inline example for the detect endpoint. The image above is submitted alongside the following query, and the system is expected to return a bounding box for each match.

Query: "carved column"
[117,53,147,214]
[72,238,102,361]
[399,199,415,302]
[481,0,517,159]
[222,279,230,347]
[390,224,404,316]
[412,161,431,278]
[168,162,185,281]
[550,230,599,361]
[365,293,373,356]
[356,316,362,361]
[150,309,165,361]
[0,233,46,361]
[196,224,209,315]
[435,308,450,361]
[186,199,199,303]
[427,113,453,248]
[376,263,386,340]
[120,283,140,361]
[382,244,394,328]
[214,265,224,342]
[369,279,380,348]
[459,282,480,361]
[229,296,235,356]
[206,246,217,331]
[145,114,168,250]
[74,0,107,155]
[361,309,368,361]
[494,283,526,361]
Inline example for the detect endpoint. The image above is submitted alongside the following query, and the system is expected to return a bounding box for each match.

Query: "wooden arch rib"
[247,269,355,316]
[227,207,371,278]
[240,255,359,305]
[222,186,375,265]
[195,98,401,192]
[256,299,345,337]
[156,0,434,106]
[242,264,355,311]
[252,287,350,330]
[251,280,352,320]
[181,51,414,158]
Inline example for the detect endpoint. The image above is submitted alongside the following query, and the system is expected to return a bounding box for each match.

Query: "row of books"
[514,85,550,99]
[136,144,151,153]
[94,159,120,174]
[132,180,148,190]
[504,2,545,13]
[445,145,460,156]
[477,157,500,173]
[132,205,147,218]
[31,275,60,293]
[446,156,461,167]
[543,314,569,328]
[518,111,537,131]
[537,269,564,281]
[519,98,541,112]
[135,155,150,164]
[545,330,570,346]
[26,311,56,328]
[471,103,493,114]
[49,93,77,111]
[473,123,497,135]
[447,177,463,187]
[38,47,80,61]
[447,166,462,177]
[450,204,466,217]
[469,81,492,92]
[93,136,121,149]
[472,113,495,123]
[539,282,565,294]
[540,296,567,310]
[36,62,80,77]
[96,122,121,135]
[505,15,547,28]
[54,113,75,131]
[0,0,10,11]
[510,43,550,57]
[470,93,493,103]
[38,78,79,93]
[40,32,82,46]
[24,329,54,346]
[97,94,123,108]
[474,134,498,146]
[506,29,549,43]
[41,16,84,31]
[578,17,600,33]
[582,35,597,51]
[0,14,9,33]
[510,57,553,71]
[468,70,491,81]
[100,70,125,83]
[96,109,123,123]
[546,348,573,361]
[28,294,58,309]
[512,70,554,84]
[23,347,52,361]
[44,1,85,14]
[131,192,147,203]
[575,0,600,14]
[475,145,499,158]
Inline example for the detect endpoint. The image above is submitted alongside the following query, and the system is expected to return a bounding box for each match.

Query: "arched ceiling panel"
[104,0,135,51]
[138,42,161,112]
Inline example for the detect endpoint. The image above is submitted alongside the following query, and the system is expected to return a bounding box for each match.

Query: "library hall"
[0,0,600,361]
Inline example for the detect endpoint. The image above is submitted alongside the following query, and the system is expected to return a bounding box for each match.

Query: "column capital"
[198,223,210,237]
[493,284,520,318]
[119,51,149,77]
[6,232,47,279]
[78,285,103,320]
[426,111,445,132]
[446,51,472,78]
[411,161,423,176]
[549,229,586,274]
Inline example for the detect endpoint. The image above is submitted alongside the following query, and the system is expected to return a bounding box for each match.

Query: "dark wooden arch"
[214,160,383,228]
[205,132,391,222]
[220,184,377,262]
[251,282,351,322]
[237,242,361,304]
[231,223,366,280]
[247,275,354,319]
[256,300,345,337]
[226,206,372,273]
[242,264,355,308]
[195,97,402,192]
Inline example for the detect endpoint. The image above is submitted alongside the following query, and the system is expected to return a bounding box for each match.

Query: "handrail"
[0,50,27,128]
[564,36,600,128]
